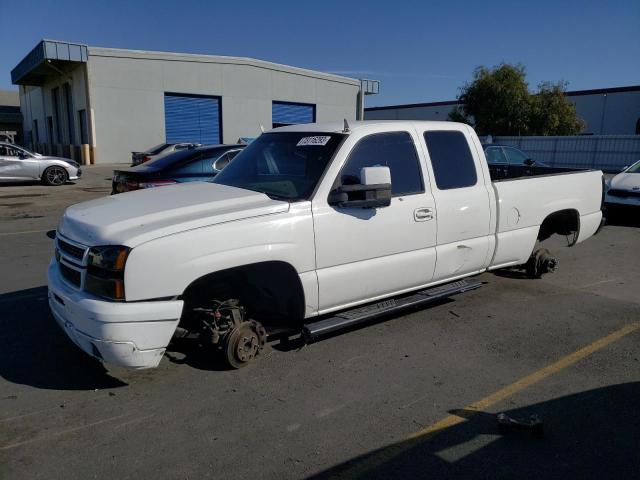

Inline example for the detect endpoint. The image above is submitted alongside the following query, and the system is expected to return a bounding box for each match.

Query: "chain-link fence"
[483,135,640,172]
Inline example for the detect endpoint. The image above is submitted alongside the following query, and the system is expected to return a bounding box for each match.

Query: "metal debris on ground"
[497,412,544,438]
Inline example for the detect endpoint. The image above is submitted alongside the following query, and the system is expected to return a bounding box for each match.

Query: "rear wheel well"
[537,209,580,244]
[179,261,306,328]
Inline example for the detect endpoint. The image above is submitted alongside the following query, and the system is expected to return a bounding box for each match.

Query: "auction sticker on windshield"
[297,136,332,147]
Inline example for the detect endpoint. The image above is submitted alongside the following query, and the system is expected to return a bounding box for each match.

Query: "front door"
[0,145,37,180]
[313,130,438,314]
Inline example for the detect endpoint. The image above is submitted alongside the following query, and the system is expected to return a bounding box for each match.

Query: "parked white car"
[605,160,640,208]
[0,142,81,186]
[48,121,604,369]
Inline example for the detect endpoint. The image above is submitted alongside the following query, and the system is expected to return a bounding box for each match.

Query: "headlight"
[85,246,130,300]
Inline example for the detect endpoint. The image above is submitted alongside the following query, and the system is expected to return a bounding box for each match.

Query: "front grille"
[60,263,81,287]
[608,189,640,198]
[58,238,85,261]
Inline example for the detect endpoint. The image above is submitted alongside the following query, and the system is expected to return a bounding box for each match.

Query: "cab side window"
[424,131,478,190]
[340,132,424,196]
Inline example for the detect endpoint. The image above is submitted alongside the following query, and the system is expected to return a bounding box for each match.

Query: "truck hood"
[58,182,289,247]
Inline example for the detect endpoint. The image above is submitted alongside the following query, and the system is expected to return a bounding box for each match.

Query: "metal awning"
[11,40,88,85]
[0,106,22,124]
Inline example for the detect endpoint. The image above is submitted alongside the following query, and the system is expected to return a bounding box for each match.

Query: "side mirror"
[328,166,392,209]
[524,158,534,166]
[19,153,28,159]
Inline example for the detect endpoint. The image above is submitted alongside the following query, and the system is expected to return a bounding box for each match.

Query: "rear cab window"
[423,130,478,190]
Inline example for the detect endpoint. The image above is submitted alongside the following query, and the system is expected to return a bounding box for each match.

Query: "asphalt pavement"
[0,168,638,479]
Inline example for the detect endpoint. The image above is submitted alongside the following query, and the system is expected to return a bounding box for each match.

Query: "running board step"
[302,279,482,342]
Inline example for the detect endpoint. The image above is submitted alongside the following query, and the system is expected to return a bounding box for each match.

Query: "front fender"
[123,203,317,303]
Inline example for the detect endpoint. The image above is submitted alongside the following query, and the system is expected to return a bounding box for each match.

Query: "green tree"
[449,63,584,136]
[529,81,585,135]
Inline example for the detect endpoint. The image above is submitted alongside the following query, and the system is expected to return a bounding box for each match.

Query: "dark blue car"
[112,144,244,194]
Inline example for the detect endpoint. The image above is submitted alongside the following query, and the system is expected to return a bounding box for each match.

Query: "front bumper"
[69,167,81,180]
[48,259,183,369]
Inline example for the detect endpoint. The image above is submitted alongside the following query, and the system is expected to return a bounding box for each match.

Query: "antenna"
[343,119,351,133]
[260,125,265,133]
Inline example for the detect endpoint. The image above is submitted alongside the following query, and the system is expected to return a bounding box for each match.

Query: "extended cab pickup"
[48,121,604,369]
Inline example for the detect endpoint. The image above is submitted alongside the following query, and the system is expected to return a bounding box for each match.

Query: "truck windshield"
[213,132,345,200]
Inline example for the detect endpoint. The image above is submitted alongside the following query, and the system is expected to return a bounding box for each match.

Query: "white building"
[365,86,640,135]
[12,40,366,164]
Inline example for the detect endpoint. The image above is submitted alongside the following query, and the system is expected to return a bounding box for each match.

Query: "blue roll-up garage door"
[164,93,221,144]
[272,101,316,128]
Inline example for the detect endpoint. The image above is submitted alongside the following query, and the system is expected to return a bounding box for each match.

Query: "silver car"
[0,142,81,186]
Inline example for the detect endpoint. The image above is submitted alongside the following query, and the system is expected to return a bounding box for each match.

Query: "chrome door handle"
[414,207,433,221]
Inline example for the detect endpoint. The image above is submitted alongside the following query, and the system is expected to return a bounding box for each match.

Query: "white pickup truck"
[48,121,604,369]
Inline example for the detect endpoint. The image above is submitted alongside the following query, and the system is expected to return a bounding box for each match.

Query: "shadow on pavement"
[0,286,127,390]
[309,382,640,479]
[164,339,231,371]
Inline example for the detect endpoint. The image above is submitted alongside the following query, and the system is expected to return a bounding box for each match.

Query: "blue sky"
[1,0,638,106]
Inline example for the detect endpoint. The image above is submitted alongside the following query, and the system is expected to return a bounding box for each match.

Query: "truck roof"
[270,120,466,134]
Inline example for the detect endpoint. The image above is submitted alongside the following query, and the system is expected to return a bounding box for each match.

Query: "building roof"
[0,89,20,107]
[0,106,22,124]
[366,85,640,111]
[271,120,463,134]
[12,39,360,87]
[88,46,360,86]
[11,40,88,85]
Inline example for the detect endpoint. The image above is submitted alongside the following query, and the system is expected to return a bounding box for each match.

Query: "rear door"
[313,130,438,313]
[420,128,493,281]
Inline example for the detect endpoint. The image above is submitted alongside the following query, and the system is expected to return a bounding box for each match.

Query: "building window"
[33,119,39,144]
[272,101,316,128]
[164,93,222,145]
[78,110,88,144]
[64,83,75,144]
[47,116,54,144]
[52,87,62,144]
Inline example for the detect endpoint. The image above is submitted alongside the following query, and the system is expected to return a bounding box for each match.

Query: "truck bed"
[488,164,582,181]
[489,168,604,270]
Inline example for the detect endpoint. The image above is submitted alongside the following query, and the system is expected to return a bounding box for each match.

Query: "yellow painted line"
[335,320,640,478]
[408,320,640,440]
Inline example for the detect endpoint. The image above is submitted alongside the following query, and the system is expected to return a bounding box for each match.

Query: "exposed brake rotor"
[224,320,267,369]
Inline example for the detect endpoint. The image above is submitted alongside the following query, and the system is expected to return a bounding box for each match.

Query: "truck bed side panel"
[490,170,603,268]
